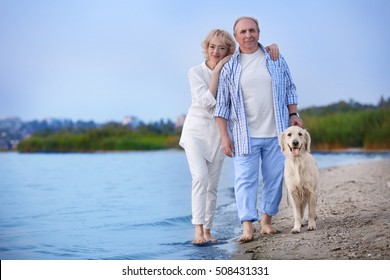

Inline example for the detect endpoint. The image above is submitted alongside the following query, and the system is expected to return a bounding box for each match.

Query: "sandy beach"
[230,159,390,260]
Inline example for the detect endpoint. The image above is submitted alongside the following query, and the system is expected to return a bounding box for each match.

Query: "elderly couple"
[179,16,303,244]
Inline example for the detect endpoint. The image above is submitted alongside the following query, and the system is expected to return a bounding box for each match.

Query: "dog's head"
[280,126,311,157]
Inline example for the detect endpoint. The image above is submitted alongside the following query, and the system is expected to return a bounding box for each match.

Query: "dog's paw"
[307,222,316,231]
[291,228,300,234]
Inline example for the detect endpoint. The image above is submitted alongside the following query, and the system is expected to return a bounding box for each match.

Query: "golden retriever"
[280,126,319,234]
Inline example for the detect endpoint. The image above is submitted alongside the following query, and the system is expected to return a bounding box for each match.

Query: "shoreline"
[230,158,390,260]
[312,148,390,153]
[3,148,390,153]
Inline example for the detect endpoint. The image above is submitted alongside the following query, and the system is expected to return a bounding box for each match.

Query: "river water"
[0,150,388,260]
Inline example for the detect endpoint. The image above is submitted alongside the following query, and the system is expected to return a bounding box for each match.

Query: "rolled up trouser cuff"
[238,209,259,223]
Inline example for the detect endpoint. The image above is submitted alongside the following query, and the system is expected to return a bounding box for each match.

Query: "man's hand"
[290,115,304,127]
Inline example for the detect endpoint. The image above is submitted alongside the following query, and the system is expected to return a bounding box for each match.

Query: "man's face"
[234,18,259,54]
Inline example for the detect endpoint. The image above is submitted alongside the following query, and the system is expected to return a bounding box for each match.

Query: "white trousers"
[185,147,224,229]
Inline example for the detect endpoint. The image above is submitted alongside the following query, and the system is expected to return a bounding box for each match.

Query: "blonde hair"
[201,29,236,59]
[233,16,260,35]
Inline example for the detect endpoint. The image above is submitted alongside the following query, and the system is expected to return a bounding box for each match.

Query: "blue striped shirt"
[214,44,298,156]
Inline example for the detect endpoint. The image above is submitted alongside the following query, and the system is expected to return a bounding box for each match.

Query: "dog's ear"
[304,129,311,152]
[280,132,286,151]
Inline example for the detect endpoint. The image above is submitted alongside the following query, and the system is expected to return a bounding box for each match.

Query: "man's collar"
[236,43,265,56]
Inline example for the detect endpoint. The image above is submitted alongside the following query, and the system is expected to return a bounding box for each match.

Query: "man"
[214,16,303,242]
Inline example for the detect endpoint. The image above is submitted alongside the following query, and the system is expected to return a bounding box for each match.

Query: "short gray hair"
[233,16,260,35]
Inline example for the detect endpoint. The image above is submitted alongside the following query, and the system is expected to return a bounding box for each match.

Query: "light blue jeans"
[233,137,284,223]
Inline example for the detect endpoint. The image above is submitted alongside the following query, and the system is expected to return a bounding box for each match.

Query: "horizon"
[1,97,386,124]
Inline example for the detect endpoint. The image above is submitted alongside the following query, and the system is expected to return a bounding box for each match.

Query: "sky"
[0,0,389,123]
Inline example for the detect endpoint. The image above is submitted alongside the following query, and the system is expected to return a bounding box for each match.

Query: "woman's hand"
[265,44,279,61]
[214,55,232,72]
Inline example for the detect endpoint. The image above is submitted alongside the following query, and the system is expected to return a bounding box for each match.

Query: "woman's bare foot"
[192,225,206,244]
[204,229,217,242]
[237,221,254,243]
[260,214,280,235]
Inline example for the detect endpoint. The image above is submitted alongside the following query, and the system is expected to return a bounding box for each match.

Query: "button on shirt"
[214,44,298,156]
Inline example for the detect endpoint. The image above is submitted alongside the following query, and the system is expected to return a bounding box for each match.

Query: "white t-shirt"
[240,49,277,137]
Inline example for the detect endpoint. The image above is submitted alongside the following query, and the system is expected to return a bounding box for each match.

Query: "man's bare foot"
[192,225,206,244]
[204,229,217,242]
[260,214,280,235]
[237,221,254,243]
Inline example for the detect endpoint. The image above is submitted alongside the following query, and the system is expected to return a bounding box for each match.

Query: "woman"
[180,29,279,244]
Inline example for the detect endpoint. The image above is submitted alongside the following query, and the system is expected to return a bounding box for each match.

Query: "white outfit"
[180,62,225,229]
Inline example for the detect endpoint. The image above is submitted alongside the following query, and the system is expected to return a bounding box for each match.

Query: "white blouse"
[179,62,224,162]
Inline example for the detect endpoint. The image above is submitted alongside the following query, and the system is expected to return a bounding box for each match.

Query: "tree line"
[302,101,389,150]
[17,123,181,153]
[17,99,390,153]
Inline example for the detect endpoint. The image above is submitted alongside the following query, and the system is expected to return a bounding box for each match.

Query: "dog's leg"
[291,197,302,234]
[307,192,317,231]
[300,201,306,227]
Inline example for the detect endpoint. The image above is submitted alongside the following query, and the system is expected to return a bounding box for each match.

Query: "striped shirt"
[214,44,298,156]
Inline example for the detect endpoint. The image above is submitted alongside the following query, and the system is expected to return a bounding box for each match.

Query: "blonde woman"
[180,29,279,244]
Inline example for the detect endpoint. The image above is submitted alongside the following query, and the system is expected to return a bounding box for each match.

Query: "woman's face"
[207,36,229,65]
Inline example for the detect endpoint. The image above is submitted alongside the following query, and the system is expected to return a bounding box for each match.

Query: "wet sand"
[230,159,390,260]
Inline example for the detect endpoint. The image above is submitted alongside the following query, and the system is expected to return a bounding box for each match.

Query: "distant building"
[0,117,22,131]
[0,117,24,150]
[122,116,141,128]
